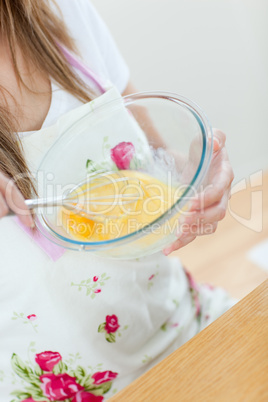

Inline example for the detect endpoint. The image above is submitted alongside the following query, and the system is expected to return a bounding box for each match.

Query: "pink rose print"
[161,321,179,331]
[40,373,83,401]
[27,314,37,321]
[147,271,159,290]
[92,370,118,385]
[35,351,62,372]
[110,142,135,170]
[71,272,110,299]
[72,391,104,401]
[12,312,38,333]
[22,399,43,402]
[105,315,120,334]
[11,350,118,401]
[98,314,128,343]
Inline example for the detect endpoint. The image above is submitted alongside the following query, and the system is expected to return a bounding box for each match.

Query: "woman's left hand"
[163,129,234,256]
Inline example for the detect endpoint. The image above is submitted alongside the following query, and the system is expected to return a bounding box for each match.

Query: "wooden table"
[110,280,268,401]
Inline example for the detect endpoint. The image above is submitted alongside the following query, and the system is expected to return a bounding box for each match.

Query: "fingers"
[190,157,234,211]
[163,235,197,256]
[163,128,232,256]
[0,173,34,227]
[177,190,228,242]
[176,220,218,239]
[163,219,218,256]
[188,190,229,225]
[190,180,231,212]
[162,189,229,256]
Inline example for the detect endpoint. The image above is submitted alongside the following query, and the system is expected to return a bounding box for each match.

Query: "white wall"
[91,0,268,183]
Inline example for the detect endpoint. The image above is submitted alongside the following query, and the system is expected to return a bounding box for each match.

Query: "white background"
[91,0,268,183]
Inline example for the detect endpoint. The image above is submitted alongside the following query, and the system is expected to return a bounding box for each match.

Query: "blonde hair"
[0,0,94,199]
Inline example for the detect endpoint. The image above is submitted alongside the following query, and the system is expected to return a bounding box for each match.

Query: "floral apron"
[0,50,235,402]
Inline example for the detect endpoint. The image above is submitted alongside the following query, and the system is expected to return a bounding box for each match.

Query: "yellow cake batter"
[60,170,180,242]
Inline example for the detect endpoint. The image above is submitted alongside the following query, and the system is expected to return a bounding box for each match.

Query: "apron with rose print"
[0,50,235,402]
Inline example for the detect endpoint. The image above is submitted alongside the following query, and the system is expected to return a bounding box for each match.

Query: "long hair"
[0,0,94,200]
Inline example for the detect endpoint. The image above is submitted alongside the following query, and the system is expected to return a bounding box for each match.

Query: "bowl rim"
[36,90,213,250]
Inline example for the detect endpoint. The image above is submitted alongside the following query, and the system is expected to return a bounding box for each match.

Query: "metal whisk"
[13,170,144,222]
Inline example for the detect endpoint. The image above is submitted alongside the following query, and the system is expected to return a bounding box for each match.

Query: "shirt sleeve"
[54,0,130,94]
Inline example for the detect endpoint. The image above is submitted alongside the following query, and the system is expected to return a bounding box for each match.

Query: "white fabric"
[52,0,129,94]
[20,0,129,138]
[0,2,235,401]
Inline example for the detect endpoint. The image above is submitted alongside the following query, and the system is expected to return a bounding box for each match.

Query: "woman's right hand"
[0,172,34,227]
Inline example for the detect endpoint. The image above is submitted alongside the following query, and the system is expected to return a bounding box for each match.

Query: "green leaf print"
[172,299,180,308]
[86,137,114,173]
[147,271,159,290]
[71,273,110,297]
[92,380,113,395]
[10,349,118,401]
[105,333,116,343]
[87,363,103,374]
[142,354,152,364]
[102,380,113,394]
[86,159,94,169]
[68,365,118,394]
[10,371,24,386]
[74,365,87,381]
[161,323,168,331]
[86,159,103,173]
[98,315,128,343]
[25,386,48,401]
[34,364,43,377]
[52,360,68,374]
[11,312,38,333]
[98,323,106,333]
[65,352,82,368]
[11,354,39,384]
[10,390,32,400]
[78,373,94,389]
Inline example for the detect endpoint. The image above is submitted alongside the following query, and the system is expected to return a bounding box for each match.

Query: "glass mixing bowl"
[35,91,213,259]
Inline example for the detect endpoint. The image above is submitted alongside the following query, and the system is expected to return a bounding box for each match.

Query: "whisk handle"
[6,197,65,217]
[24,198,64,209]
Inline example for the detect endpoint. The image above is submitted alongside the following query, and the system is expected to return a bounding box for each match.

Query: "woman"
[0,1,234,401]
